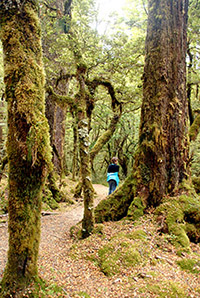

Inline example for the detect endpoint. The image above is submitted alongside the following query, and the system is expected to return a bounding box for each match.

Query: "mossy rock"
[95,174,135,223]
[177,258,200,274]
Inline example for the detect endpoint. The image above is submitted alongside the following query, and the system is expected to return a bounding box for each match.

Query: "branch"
[46,85,77,111]
[42,1,58,12]
[90,108,122,163]
[86,78,121,109]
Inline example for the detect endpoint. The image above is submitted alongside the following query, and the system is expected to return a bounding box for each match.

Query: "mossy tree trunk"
[0,0,52,295]
[95,0,191,220]
[76,64,95,238]
[72,115,79,181]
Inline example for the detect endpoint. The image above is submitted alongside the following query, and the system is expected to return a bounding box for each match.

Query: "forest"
[0,0,200,297]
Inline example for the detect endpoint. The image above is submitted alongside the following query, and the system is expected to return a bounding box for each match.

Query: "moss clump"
[98,240,142,276]
[70,225,83,240]
[126,229,147,240]
[93,224,104,235]
[42,187,59,210]
[139,281,186,297]
[154,193,200,249]
[177,258,200,274]
[0,190,8,214]
[127,197,145,221]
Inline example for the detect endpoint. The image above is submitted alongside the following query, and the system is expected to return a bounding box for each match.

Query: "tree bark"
[0,0,52,295]
[76,64,95,238]
[134,0,190,206]
[95,0,190,219]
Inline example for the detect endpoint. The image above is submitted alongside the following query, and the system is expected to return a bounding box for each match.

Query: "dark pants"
[108,180,117,195]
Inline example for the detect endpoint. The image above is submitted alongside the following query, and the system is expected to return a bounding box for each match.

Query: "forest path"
[0,184,108,280]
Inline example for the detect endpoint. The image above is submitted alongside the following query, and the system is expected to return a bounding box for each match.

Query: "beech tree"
[0,0,52,296]
[95,0,200,248]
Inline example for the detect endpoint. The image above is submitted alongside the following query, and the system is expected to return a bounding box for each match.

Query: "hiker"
[107,156,119,195]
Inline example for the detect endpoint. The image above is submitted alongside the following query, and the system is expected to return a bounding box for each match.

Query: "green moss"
[76,291,91,298]
[98,239,142,276]
[95,174,135,223]
[189,114,200,141]
[177,258,200,274]
[127,197,145,221]
[140,281,186,297]
[93,224,104,235]
[155,199,191,249]
[192,177,200,194]
[126,229,147,240]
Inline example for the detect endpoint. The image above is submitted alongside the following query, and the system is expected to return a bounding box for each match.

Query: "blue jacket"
[107,172,119,186]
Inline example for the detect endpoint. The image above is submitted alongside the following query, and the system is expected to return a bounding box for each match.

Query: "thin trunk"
[76,64,94,237]
[72,116,78,180]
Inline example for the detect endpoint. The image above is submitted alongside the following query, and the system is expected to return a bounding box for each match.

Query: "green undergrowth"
[69,215,200,297]
[177,258,200,274]
[137,280,186,297]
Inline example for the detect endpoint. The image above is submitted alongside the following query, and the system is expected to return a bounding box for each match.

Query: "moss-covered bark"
[95,174,135,222]
[76,64,95,238]
[0,0,52,295]
[95,1,200,248]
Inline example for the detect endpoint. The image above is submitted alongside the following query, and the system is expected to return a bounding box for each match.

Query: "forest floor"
[0,177,200,297]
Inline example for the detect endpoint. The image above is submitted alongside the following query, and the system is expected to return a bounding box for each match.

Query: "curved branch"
[90,109,122,163]
[46,85,77,111]
[86,78,120,109]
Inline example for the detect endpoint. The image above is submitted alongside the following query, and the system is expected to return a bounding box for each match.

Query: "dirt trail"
[0,184,108,279]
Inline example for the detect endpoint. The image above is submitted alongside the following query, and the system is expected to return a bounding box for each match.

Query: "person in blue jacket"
[107,156,119,195]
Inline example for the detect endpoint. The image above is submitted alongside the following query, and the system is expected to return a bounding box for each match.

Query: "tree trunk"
[134,0,190,206]
[0,0,52,295]
[0,101,4,156]
[95,0,190,220]
[95,0,200,250]
[72,117,78,180]
[76,64,95,238]
[53,105,66,176]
